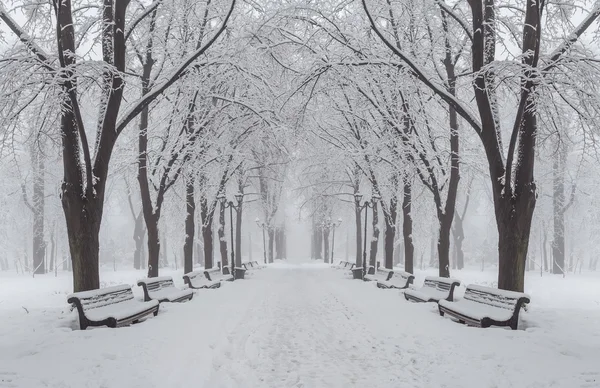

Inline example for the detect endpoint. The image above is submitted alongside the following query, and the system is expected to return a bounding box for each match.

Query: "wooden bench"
[137,276,194,303]
[67,285,159,330]
[183,270,221,289]
[438,284,530,330]
[221,266,247,279]
[250,260,266,269]
[404,276,461,303]
[364,267,393,282]
[351,266,365,279]
[333,261,355,270]
[376,270,414,289]
[205,267,234,283]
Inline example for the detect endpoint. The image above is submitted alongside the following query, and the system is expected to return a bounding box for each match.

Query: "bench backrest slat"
[464,285,530,310]
[423,277,460,292]
[68,286,134,311]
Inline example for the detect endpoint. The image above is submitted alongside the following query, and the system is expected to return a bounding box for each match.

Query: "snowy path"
[205,268,409,387]
[1,263,600,387]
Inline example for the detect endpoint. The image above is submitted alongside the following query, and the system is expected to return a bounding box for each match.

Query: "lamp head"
[372,194,381,204]
[354,193,363,203]
[217,194,226,205]
[235,193,243,203]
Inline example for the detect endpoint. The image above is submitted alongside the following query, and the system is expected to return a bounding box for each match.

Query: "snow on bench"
[205,267,234,283]
[351,266,365,279]
[244,260,266,270]
[438,284,530,330]
[67,285,159,330]
[404,276,461,303]
[137,276,194,303]
[333,261,354,270]
[183,271,221,289]
[377,270,414,289]
[364,267,393,283]
[222,265,247,279]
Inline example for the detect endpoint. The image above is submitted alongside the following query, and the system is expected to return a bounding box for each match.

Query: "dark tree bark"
[323,226,330,264]
[218,201,228,267]
[402,178,414,274]
[183,177,195,274]
[32,146,46,274]
[201,192,215,270]
[355,198,363,267]
[368,202,379,268]
[268,228,275,263]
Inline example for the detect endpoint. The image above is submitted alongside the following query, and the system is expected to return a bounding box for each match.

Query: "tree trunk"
[552,148,566,274]
[248,232,253,261]
[133,211,144,269]
[496,192,537,292]
[32,145,46,275]
[145,215,160,277]
[438,213,452,277]
[542,226,548,272]
[281,227,287,259]
[323,227,330,264]
[384,219,395,270]
[218,203,228,268]
[49,223,55,272]
[315,226,323,261]
[267,227,275,263]
[452,213,465,270]
[355,200,363,267]
[183,178,195,274]
[202,223,214,269]
[62,192,101,292]
[402,179,414,274]
[369,203,379,268]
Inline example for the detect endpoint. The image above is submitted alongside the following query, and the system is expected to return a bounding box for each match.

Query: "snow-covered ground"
[1,261,599,387]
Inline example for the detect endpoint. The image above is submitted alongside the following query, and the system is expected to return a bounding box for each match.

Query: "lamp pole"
[255,218,268,264]
[219,193,243,280]
[331,218,342,264]
[354,193,380,279]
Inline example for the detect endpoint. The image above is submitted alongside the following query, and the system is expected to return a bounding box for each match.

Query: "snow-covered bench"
[67,285,159,330]
[247,260,266,269]
[404,276,461,303]
[438,284,530,330]
[364,267,393,283]
[137,276,194,303]
[376,270,414,289]
[205,267,234,283]
[222,265,246,279]
[333,261,354,270]
[183,270,221,289]
[351,266,363,279]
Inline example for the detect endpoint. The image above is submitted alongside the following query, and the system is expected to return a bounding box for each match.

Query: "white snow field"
[1,261,600,388]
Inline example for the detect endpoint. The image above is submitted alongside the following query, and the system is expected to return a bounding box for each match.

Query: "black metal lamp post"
[218,193,244,280]
[255,218,268,264]
[354,193,380,279]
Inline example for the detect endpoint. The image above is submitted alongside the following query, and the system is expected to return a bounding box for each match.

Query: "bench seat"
[67,285,159,330]
[183,270,221,289]
[438,284,530,330]
[137,276,194,303]
[377,270,414,289]
[404,276,461,303]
